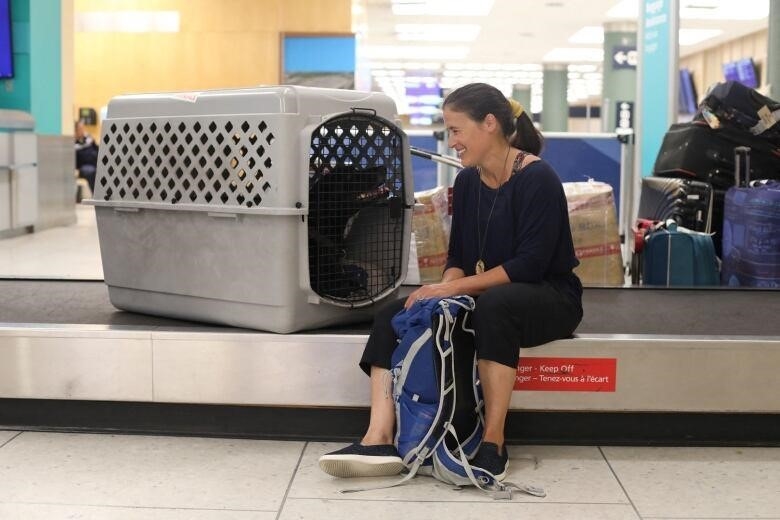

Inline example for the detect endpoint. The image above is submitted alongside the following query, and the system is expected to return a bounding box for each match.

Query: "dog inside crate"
[307,113,406,304]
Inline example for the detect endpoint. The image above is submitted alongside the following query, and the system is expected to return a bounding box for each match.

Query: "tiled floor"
[0,431,779,520]
[0,204,103,280]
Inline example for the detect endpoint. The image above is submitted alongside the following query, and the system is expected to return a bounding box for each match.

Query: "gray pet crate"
[87,86,413,333]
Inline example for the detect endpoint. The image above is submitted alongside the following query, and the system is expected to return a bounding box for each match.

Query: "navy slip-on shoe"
[318,443,405,478]
[469,441,509,481]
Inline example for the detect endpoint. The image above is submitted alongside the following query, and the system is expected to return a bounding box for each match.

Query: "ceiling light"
[391,0,495,16]
[361,45,470,60]
[543,48,604,63]
[678,28,723,45]
[76,11,180,32]
[681,0,768,20]
[445,62,542,72]
[568,26,604,44]
[395,23,481,42]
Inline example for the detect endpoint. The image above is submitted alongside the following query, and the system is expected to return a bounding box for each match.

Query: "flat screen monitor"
[405,78,442,126]
[736,58,758,89]
[722,61,739,83]
[0,0,12,79]
[678,68,698,115]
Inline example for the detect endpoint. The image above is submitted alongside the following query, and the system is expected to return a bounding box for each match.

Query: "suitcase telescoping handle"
[734,146,751,187]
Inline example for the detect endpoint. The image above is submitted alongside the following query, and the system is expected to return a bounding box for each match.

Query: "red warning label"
[514,357,616,392]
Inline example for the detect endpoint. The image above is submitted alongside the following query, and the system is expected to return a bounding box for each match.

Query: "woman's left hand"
[404,282,457,309]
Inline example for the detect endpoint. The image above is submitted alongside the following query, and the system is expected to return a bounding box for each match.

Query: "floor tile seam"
[0,431,23,449]
[599,446,644,520]
[0,500,275,513]
[284,496,633,505]
[275,440,309,520]
[642,517,780,520]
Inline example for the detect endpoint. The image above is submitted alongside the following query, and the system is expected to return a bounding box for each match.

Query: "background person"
[75,119,99,194]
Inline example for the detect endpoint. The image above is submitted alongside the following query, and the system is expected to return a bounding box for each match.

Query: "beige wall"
[680,30,769,103]
[73,0,352,135]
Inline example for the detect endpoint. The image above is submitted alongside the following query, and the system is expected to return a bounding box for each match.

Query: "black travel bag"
[652,122,780,189]
[694,81,780,144]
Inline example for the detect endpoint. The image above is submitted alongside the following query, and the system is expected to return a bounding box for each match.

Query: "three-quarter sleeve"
[444,170,467,272]
[500,163,571,282]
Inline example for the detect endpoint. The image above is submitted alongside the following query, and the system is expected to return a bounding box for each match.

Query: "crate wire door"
[308,111,408,306]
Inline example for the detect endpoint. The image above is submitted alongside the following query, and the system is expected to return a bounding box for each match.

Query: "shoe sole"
[318,454,405,478]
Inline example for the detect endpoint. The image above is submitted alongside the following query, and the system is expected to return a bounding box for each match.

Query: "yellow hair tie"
[507,98,524,118]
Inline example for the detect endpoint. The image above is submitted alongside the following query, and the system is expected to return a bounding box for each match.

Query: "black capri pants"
[359,281,582,376]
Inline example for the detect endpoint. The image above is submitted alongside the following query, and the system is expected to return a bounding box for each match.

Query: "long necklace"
[475,146,512,274]
[476,184,500,274]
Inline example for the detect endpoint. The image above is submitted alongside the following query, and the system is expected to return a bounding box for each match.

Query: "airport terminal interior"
[1,205,780,519]
[1,0,780,518]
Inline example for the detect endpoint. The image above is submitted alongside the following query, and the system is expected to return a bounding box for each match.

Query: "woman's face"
[443,106,491,168]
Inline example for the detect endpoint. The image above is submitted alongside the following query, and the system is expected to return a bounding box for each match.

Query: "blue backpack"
[344,296,545,499]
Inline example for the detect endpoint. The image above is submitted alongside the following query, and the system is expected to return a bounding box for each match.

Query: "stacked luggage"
[633,80,780,287]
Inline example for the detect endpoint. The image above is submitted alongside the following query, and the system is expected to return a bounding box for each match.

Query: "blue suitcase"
[722,180,780,287]
[642,221,719,286]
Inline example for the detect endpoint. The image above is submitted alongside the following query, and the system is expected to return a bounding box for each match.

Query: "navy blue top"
[445,158,582,305]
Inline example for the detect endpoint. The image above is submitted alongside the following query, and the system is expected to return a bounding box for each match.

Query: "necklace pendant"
[476,259,485,274]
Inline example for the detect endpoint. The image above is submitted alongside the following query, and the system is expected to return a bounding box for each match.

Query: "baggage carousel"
[1,279,779,446]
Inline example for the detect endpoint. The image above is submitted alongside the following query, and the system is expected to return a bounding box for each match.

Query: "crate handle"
[207,212,238,219]
[114,207,140,213]
[350,106,377,116]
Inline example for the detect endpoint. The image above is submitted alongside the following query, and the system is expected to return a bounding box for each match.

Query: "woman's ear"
[483,113,500,133]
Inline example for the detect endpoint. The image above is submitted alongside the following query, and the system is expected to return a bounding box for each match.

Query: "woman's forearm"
[441,267,465,283]
[448,265,511,296]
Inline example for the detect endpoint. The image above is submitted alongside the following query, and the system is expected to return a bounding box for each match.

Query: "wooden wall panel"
[73,0,351,135]
[280,0,352,32]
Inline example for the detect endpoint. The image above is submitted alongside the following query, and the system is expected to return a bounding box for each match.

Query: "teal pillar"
[637,0,679,178]
[768,0,780,99]
[511,83,531,114]
[0,0,63,135]
[602,22,637,132]
[541,64,568,132]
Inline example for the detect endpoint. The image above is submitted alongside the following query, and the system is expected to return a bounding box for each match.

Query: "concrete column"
[602,21,637,132]
[768,0,780,99]
[542,63,568,132]
[511,83,532,113]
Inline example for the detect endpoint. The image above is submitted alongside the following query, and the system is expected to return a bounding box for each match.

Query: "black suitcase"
[637,177,713,233]
[694,81,780,144]
[653,122,780,189]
